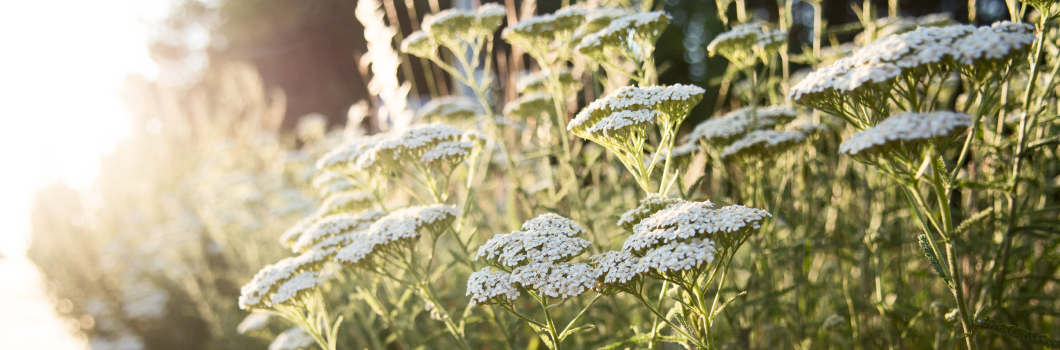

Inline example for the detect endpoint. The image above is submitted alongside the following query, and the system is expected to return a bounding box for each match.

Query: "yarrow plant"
[32,1,1060,350]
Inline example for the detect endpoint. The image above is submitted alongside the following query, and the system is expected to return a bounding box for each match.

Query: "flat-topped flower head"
[239,247,337,309]
[472,3,507,36]
[401,30,439,58]
[576,11,671,61]
[417,97,480,121]
[420,141,474,168]
[269,327,315,350]
[708,22,767,63]
[618,194,686,231]
[517,69,582,94]
[581,7,630,33]
[683,106,798,146]
[951,22,1035,72]
[503,7,587,51]
[591,250,647,292]
[334,204,459,266]
[570,84,705,136]
[790,23,1033,111]
[311,171,346,190]
[624,202,770,252]
[423,9,475,41]
[353,123,465,173]
[312,172,356,197]
[315,191,373,216]
[753,29,787,56]
[839,111,972,156]
[576,109,658,143]
[467,267,520,306]
[280,216,317,248]
[510,262,599,299]
[292,210,386,253]
[270,271,322,305]
[638,238,716,274]
[316,135,384,171]
[503,92,553,119]
[720,130,807,160]
[520,213,589,236]
[477,213,592,268]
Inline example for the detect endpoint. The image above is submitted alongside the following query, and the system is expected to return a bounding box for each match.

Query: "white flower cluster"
[586,109,658,136]
[269,327,316,350]
[839,111,972,155]
[239,247,337,309]
[321,123,470,174]
[416,96,481,121]
[581,7,630,32]
[280,216,317,248]
[510,261,599,299]
[466,267,520,306]
[471,214,598,301]
[503,92,553,119]
[590,250,646,285]
[316,134,385,171]
[570,84,705,140]
[519,212,588,235]
[312,172,355,197]
[789,22,1035,103]
[421,141,475,168]
[404,4,505,57]
[708,22,785,63]
[316,191,373,216]
[576,11,671,60]
[624,201,771,252]
[503,7,587,51]
[477,213,591,267]
[638,238,716,273]
[753,29,788,53]
[720,130,807,160]
[617,194,686,231]
[334,204,459,266]
[291,210,386,253]
[422,3,506,42]
[683,106,797,145]
[271,271,323,305]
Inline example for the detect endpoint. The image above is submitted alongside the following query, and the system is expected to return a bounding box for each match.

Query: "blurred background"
[0,0,1012,348]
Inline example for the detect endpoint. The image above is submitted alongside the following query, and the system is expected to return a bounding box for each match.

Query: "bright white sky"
[0,0,170,348]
